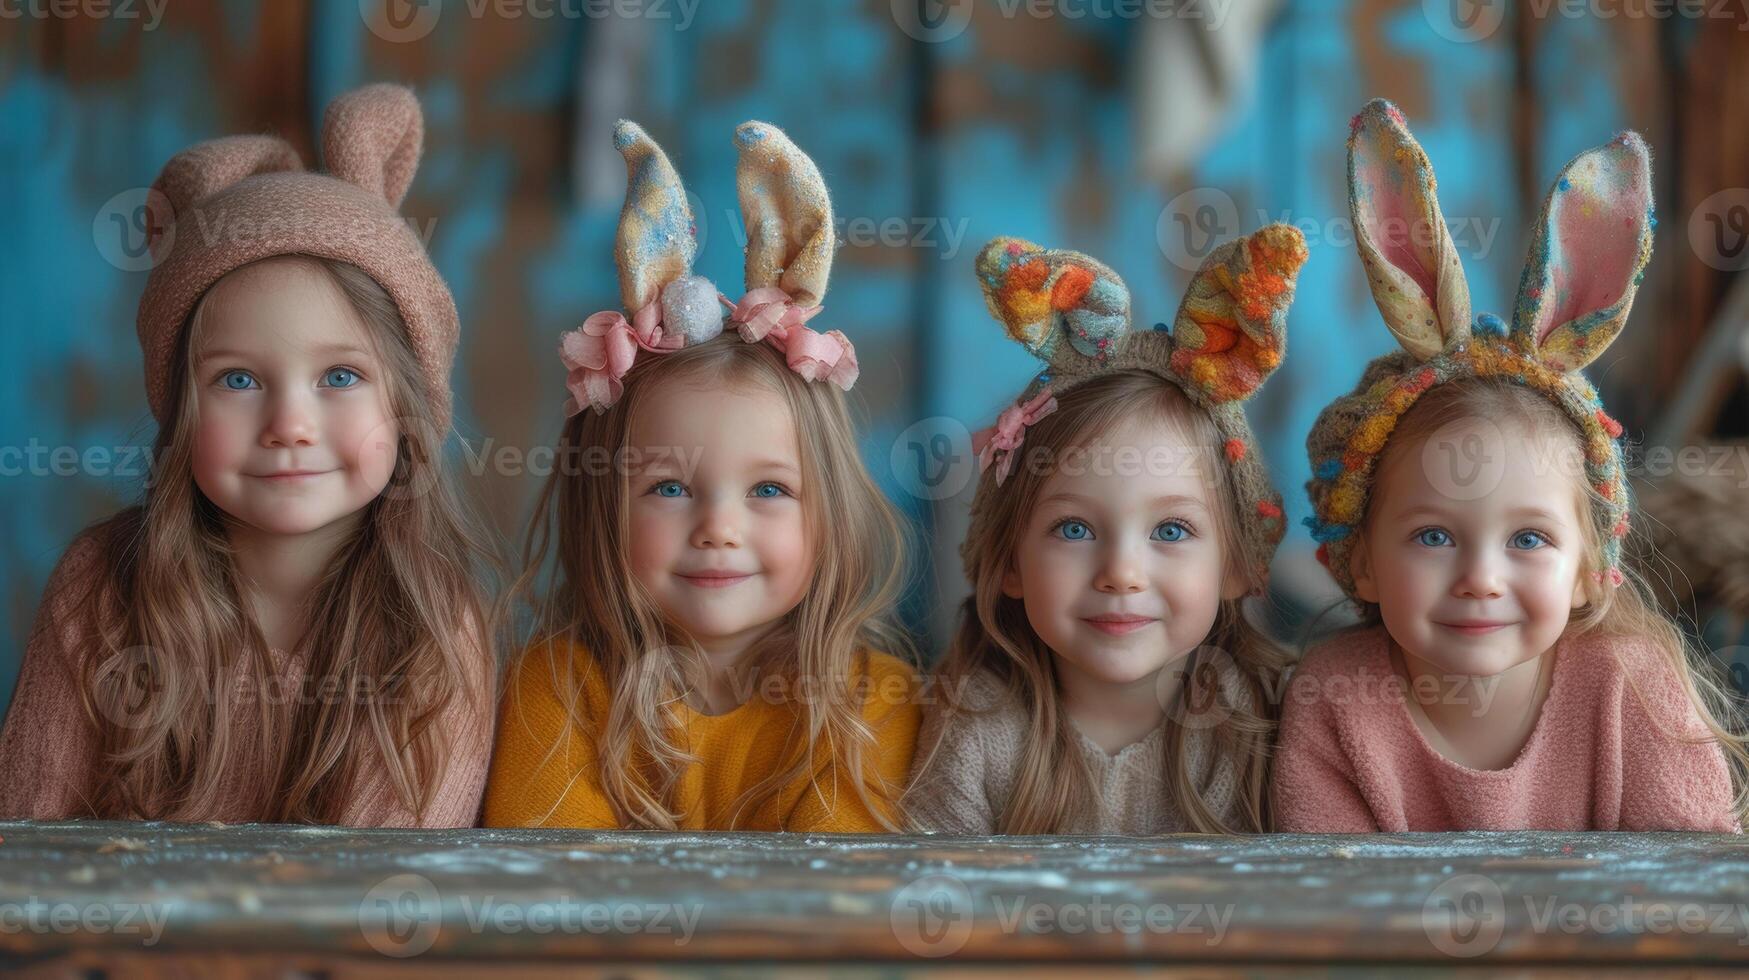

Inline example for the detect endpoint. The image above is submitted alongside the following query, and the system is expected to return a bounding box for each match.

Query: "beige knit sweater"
[0,527,495,826]
[905,667,1250,835]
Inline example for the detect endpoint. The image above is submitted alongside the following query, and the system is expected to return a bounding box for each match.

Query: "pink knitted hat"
[136,83,460,427]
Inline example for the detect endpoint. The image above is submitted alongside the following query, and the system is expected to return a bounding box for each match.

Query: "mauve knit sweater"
[1272,625,1739,833]
[0,528,495,826]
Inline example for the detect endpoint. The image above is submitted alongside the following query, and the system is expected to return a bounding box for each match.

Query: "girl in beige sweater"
[905,227,1307,835]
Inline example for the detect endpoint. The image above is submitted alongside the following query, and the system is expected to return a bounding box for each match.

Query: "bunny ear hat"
[971,223,1309,587]
[1304,98,1652,597]
[137,84,460,427]
[558,120,858,417]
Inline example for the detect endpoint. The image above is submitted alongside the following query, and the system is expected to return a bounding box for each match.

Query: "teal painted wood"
[1265,0,1522,582]
[1,9,279,707]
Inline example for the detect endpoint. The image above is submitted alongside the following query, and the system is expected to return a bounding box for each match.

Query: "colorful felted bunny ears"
[972,224,1309,585]
[1305,98,1652,597]
[560,121,858,416]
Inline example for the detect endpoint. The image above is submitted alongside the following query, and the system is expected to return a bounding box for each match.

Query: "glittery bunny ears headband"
[972,225,1309,585]
[560,120,857,416]
[1304,99,1652,598]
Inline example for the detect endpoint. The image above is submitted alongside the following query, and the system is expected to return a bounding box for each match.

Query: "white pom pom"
[661,275,724,346]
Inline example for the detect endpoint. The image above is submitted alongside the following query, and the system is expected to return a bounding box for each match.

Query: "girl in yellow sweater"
[483,121,920,832]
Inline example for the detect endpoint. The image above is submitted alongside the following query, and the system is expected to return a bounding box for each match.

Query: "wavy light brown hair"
[73,255,499,823]
[912,370,1288,834]
[512,333,914,829]
[1342,376,1749,824]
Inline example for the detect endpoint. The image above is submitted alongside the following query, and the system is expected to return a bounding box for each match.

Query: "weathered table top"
[0,821,1745,974]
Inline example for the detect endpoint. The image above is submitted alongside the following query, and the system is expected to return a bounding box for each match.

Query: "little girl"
[0,84,498,825]
[905,225,1308,835]
[483,121,920,832]
[1277,98,1747,832]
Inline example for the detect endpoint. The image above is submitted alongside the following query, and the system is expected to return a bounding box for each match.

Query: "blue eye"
[1510,530,1549,550]
[1416,528,1453,548]
[322,367,359,388]
[1152,521,1188,543]
[751,482,788,499]
[652,481,686,498]
[220,370,257,391]
[1053,520,1092,541]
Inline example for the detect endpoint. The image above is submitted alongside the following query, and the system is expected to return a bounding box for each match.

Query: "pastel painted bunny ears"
[560,120,857,415]
[1304,98,1650,598]
[1347,98,1653,370]
[972,224,1309,585]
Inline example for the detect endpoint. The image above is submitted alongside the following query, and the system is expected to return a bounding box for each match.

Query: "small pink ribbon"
[558,300,681,415]
[720,288,859,391]
[973,388,1057,485]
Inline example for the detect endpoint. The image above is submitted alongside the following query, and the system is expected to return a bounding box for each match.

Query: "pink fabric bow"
[558,301,681,415]
[720,288,859,390]
[973,388,1058,485]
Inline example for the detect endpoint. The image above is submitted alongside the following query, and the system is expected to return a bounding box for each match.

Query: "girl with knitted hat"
[1275,99,1747,832]
[0,85,499,825]
[482,121,920,832]
[904,225,1308,835]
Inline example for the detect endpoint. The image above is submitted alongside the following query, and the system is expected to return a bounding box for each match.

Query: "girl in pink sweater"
[906,226,1307,835]
[0,85,498,826]
[1277,99,1746,833]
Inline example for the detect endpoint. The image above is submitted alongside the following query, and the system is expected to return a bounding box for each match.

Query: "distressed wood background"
[3,0,1747,715]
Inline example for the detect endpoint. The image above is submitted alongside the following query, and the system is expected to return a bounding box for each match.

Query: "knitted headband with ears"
[136,84,460,427]
[1304,98,1651,598]
[972,224,1309,586]
[558,120,858,415]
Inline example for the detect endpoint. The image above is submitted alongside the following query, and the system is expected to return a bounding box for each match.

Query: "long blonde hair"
[513,333,914,829]
[913,370,1286,834]
[73,255,499,823]
[1349,377,1749,823]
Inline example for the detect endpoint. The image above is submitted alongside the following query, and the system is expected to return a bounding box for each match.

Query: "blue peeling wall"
[0,0,1661,719]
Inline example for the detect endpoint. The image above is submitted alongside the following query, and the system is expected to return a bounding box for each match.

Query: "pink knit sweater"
[1273,625,1739,833]
[0,528,496,826]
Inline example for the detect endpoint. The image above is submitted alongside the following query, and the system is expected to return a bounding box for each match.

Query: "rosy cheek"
[765,511,812,590]
[1020,547,1071,618]
[626,505,677,588]
[190,400,252,483]
[334,403,400,488]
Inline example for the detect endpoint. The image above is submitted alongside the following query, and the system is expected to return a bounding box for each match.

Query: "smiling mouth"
[677,572,755,589]
[250,470,335,482]
[1436,621,1514,636]
[1082,615,1158,636]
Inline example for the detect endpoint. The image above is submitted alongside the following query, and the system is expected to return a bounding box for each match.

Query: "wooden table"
[0,821,1745,975]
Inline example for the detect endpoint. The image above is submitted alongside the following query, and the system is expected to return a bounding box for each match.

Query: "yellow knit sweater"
[483,641,920,832]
